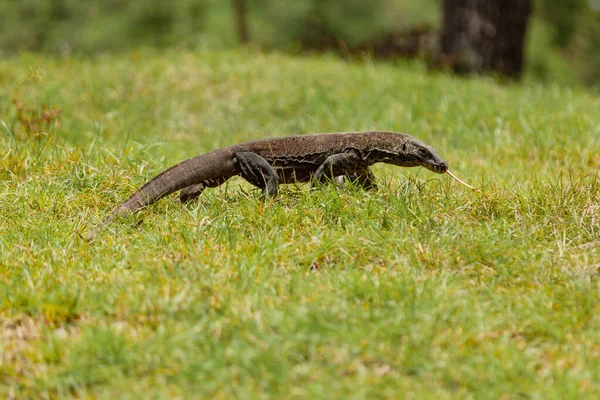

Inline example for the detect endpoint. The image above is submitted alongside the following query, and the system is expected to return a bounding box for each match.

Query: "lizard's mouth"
[425,161,448,174]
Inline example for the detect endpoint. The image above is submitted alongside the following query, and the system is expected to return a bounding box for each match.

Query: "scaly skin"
[85,131,448,240]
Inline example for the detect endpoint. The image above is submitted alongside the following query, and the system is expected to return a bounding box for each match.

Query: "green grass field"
[1,49,599,398]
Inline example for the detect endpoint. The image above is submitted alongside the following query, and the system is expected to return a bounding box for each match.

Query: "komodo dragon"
[85,131,472,240]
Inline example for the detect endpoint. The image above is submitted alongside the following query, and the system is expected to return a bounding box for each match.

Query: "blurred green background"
[0,0,599,85]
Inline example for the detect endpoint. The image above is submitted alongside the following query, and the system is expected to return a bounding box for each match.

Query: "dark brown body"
[86,131,447,239]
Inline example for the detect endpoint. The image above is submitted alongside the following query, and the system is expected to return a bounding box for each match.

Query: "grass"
[1,48,599,398]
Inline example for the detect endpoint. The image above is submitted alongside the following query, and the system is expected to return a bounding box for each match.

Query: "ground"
[0,49,599,398]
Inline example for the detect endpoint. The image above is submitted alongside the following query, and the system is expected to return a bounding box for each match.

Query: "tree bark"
[440,0,532,79]
[232,0,250,44]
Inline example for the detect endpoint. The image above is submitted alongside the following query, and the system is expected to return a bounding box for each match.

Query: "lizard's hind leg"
[179,183,205,203]
[236,152,279,198]
[179,178,224,203]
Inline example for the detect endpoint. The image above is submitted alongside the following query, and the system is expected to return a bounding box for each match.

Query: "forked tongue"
[446,170,476,189]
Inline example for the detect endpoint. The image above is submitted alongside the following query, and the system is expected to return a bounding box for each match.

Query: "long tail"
[84,149,236,240]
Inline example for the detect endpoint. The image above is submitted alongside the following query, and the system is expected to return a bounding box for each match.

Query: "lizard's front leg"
[314,150,364,184]
[236,151,279,198]
[335,167,378,190]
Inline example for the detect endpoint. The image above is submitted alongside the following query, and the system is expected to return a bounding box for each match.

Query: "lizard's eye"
[418,148,430,157]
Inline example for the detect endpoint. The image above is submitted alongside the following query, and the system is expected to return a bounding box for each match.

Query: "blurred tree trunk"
[232,0,250,44]
[440,0,532,79]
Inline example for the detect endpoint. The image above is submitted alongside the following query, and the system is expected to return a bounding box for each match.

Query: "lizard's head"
[395,137,448,174]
